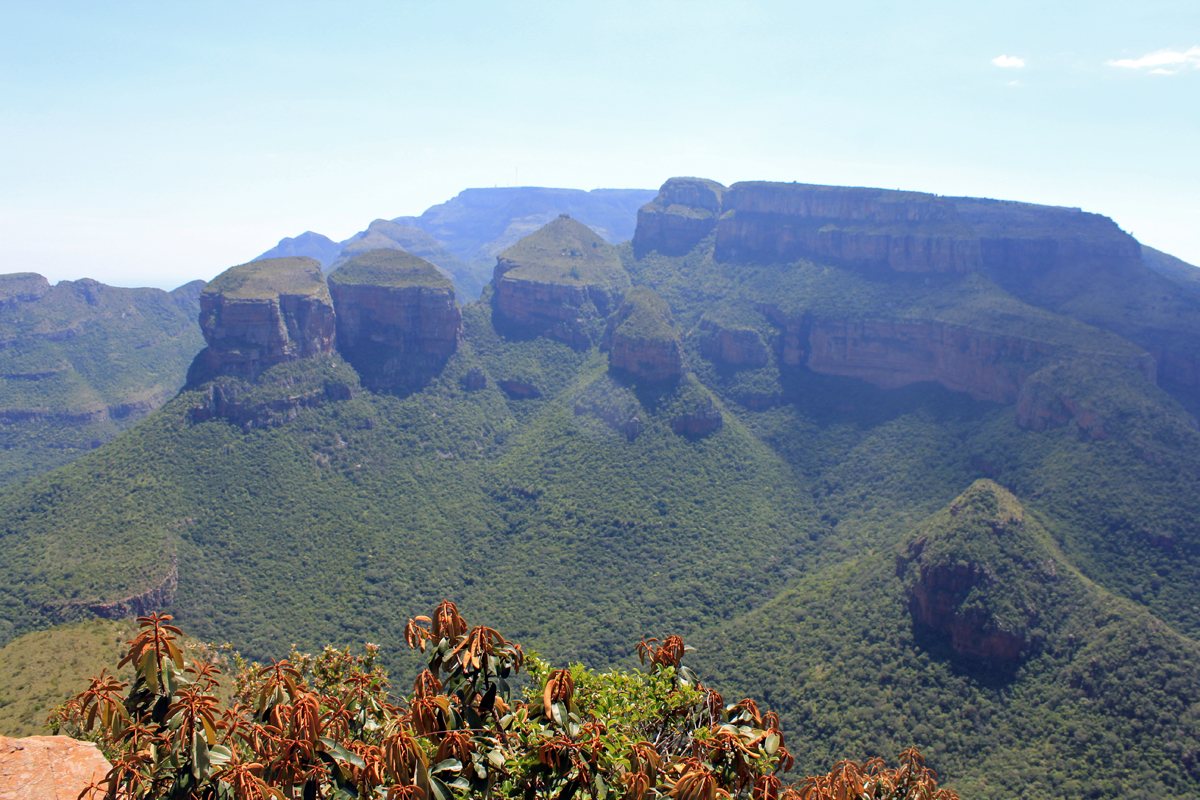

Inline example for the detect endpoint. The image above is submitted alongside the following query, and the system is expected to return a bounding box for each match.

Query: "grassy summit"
[203,256,329,301]
[328,249,454,290]
[496,215,629,288]
[612,286,677,342]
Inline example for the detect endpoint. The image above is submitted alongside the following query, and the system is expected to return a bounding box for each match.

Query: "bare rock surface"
[0,735,110,799]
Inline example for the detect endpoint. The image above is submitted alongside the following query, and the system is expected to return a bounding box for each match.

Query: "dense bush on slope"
[56,606,958,800]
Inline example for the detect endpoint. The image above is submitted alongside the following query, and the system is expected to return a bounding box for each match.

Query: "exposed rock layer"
[328,250,461,389]
[633,177,726,256]
[604,287,684,382]
[189,257,336,384]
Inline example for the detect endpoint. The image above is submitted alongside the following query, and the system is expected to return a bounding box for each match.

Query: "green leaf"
[764,732,780,755]
[487,748,506,768]
[432,758,462,774]
[319,737,367,769]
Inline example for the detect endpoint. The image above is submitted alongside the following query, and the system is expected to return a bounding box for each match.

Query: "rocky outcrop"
[697,318,770,368]
[672,397,723,436]
[604,287,684,382]
[499,380,541,399]
[328,250,461,389]
[87,559,178,620]
[0,273,51,305]
[0,735,111,800]
[632,178,727,256]
[493,215,630,347]
[188,257,336,384]
[188,360,358,432]
[714,182,981,272]
[899,480,1052,669]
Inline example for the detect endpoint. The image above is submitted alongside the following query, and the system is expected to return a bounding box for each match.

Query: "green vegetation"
[0,618,229,737]
[203,257,329,300]
[497,216,630,289]
[329,249,453,290]
[0,275,204,488]
[2,208,1200,797]
[54,607,958,799]
[609,286,677,343]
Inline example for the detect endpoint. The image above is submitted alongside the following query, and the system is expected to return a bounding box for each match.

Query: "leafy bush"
[56,606,959,800]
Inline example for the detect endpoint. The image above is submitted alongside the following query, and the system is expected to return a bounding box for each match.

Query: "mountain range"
[2,177,1200,798]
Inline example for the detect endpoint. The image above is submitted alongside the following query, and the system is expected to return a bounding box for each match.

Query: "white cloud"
[1107,46,1200,73]
[991,55,1025,68]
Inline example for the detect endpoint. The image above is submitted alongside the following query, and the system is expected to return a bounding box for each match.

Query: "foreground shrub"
[54,604,959,799]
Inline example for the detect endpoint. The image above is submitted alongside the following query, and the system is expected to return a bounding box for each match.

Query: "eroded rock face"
[906,556,1029,662]
[328,250,461,389]
[87,559,178,620]
[0,273,51,305]
[697,319,770,368]
[715,182,981,273]
[761,306,1059,403]
[632,177,727,256]
[188,257,336,384]
[493,215,630,347]
[0,735,111,800]
[672,397,723,436]
[604,287,684,382]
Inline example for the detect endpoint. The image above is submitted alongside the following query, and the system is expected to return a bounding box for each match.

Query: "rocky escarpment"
[493,215,630,347]
[187,257,336,384]
[753,302,1155,435]
[899,480,1055,668]
[632,177,727,256]
[328,250,461,390]
[0,273,51,305]
[697,317,771,368]
[714,182,982,272]
[86,559,179,620]
[603,287,684,382]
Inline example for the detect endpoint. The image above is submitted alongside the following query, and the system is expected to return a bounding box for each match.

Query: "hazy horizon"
[3,0,1197,290]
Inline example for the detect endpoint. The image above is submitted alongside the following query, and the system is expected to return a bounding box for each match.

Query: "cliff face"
[604,287,684,382]
[328,250,461,389]
[493,215,630,347]
[632,177,727,256]
[714,183,982,273]
[697,318,770,368]
[758,306,1058,403]
[188,257,336,384]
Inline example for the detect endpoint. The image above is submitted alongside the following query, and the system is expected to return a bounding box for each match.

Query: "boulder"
[0,735,111,799]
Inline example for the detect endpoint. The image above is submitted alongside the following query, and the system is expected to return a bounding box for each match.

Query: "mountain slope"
[0,274,205,487]
[4,179,1200,797]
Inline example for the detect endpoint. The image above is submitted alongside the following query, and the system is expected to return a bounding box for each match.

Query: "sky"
[2,0,1198,289]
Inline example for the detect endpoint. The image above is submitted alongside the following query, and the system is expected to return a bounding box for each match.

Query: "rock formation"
[604,287,684,382]
[86,559,178,620]
[715,182,982,272]
[0,735,111,800]
[0,273,51,305]
[188,257,336,384]
[697,317,770,368]
[632,177,727,256]
[899,480,1053,668]
[493,215,630,347]
[672,396,723,436]
[328,250,461,390]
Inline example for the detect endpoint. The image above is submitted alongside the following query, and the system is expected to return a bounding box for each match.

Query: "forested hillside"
[2,178,1199,798]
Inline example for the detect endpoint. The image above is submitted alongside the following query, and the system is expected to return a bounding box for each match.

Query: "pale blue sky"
[2,0,1197,288]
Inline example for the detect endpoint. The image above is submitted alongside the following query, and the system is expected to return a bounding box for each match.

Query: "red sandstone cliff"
[632,177,726,256]
[493,216,630,347]
[188,257,336,384]
[328,250,461,389]
[604,287,684,382]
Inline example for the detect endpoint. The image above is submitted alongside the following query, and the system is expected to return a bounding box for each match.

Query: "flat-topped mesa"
[714,181,982,273]
[493,215,631,347]
[952,198,1142,298]
[328,249,462,389]
[603,286,684,382]
[188,257,336,384]
[632,177,727,256]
